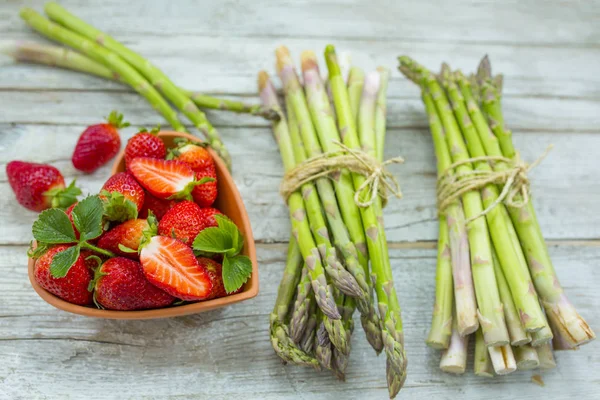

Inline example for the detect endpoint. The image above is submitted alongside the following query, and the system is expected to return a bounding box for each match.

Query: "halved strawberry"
[139,236,212,300]
[129,157,210,200]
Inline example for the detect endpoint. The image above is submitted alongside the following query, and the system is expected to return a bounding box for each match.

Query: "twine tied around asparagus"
[437,145,553,223]
[280,141,404,208]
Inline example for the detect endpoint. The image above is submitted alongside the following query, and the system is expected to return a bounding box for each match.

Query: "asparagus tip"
[300,50,318,72]
[257,70,271,92]
[275,46,292,74]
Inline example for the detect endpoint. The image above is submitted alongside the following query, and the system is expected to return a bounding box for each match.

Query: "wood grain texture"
[0,0,598,398]
[0,244,598,400]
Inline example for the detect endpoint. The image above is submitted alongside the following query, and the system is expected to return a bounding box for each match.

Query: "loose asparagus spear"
[474,328,494,377]
[259,72,340,320]
[44,2,231,169]
[348,67,365,122]
[492,248,531,346]
[472,60,595,347]
[514,344,540,370]
[270,238,319,367]
[400,56,509,346]
[277,47,366,302]
[289,266,313,343]
[20,8,185,132]
[327,45,406,398]
[444,68,547,333]
[421,86,478,337]
[1,41,279,121]
[488,344,517,375]
[426,216,453,349]
[374,67,390,162]
[439,312,469,374]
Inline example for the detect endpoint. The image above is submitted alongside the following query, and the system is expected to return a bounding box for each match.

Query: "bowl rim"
[27,131,259,319]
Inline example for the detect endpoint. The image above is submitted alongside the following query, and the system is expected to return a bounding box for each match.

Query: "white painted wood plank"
[1,124,599,244]
[1,0,597,46]
[2,33,599,99]
[0,243,598,399]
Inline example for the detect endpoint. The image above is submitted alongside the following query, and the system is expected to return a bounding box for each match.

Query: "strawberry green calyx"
[167,176,215,201]
[137,125,161,136]
[86,255,106,293]
[101,190,138,222]
[45,180,81,209]
[135,211,158,253]
[105,110,130,129]
[166,138,207,160]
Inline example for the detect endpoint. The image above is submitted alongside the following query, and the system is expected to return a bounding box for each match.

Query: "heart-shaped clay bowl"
[28,131,258,319]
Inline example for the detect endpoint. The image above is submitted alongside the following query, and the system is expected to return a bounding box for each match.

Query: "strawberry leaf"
[215,214,244,255]
[50,245,81,278]
[222,254,252,293]
[192,227,236,254]
[101,190,138,222]
[72,196,104,242]
[32,208,77,244]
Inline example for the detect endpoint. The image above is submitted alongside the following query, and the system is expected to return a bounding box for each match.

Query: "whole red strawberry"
[33,245,94,305]
[100,172,145,221]
[6,161,80,212]
[92,257,175,310]
[169,141,218,208]
[97,218,151,259]
[72,111,128,173]
[197,207,222,230]
[198,257,241,300]
[124,128,166,171]
[158,201,205,246]
[139,192,178,220]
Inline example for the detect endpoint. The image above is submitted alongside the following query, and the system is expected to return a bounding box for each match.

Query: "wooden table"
[1,1,598,398]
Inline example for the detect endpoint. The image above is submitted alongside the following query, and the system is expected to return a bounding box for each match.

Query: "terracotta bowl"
[28,131,258,319]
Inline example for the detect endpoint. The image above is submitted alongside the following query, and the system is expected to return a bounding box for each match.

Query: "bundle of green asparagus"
[11,3,280,169]
[260,46,406,398]
[398,55,595,376]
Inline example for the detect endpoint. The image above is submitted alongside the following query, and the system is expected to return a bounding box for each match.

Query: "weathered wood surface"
[0,0,598,399]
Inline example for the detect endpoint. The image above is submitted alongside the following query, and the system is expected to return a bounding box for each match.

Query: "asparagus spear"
[488,344,516,375]
[270,238,319,367]
[472,60,595,347]
[444,68,547,333]
[426,216,453,349]
[400,56,509,346]
[492,248,531,346]
[276,47,366,302]
[474,328,494,377]
[315,310,334,370]
[327,45,406,398]
[259,72,340,320]
[19,8,185,132]
[514,344,540,370]
[289,266,313,343]
[332,294,356,381]
[299,299,318,353]
[374,67,390,162]
[44,2,231,169]
[421,86,478,336]
[536,342,557,369]
[439,312,469,374]
[348,67,365,121]
[1,41,279,121]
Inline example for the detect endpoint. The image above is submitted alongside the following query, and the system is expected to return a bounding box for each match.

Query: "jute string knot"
[280,140,404,208]
[437,145,553,223]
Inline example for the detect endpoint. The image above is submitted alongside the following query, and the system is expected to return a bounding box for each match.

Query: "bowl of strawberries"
[27,130,258,319]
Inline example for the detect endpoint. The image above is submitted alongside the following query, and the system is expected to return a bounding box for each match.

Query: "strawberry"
[168,141,218,208]
[99,172,145,222]
[139,192,178,220]
[92,257,175,310]
[198,257,240,300]
[158,201,205,246]
[197,207,222,229]
[6,161,80,212]
[33,245,94,305]
[72,111,128,173]
[97,218,150,259]
[129,157,209,200]
[124,128,166,171]
[140,236,212,300]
